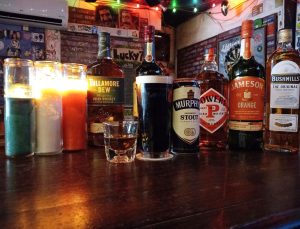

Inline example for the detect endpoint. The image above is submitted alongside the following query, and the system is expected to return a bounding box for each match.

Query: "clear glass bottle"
[228,20,265,151]
[87,32,124,146]
[196,48,228,150]
[264,29,300,154]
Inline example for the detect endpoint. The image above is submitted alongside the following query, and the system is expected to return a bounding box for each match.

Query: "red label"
[229,76,265,121]
[199,88,228,133]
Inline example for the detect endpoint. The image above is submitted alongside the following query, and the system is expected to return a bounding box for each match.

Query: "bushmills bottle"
[264,29,300,154]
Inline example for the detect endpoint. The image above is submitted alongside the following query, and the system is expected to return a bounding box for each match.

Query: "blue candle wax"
[5,97,35,157]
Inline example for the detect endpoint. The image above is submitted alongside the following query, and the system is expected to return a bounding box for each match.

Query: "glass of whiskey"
[103,120,138,163]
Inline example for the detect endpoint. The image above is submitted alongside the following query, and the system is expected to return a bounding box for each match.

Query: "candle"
[62,63,87,151]
[34,61,62,155]
[4,59,35,158]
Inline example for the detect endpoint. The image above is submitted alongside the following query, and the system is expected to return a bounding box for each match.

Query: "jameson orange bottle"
[228,20,265,150]
[87,32,124,146]
[197,48,229,150]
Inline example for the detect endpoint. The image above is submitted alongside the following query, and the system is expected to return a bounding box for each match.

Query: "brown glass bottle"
[196,48,228,150]
[228,20,265,151]
[264,29,300,154]
[87,32,124,146]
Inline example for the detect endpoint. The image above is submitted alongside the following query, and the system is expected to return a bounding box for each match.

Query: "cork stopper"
[144,25,155,42]
[241,20,253,39]
[278,29,292,43]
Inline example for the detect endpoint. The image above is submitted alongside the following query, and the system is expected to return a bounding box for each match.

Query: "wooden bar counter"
[1,147,300,228]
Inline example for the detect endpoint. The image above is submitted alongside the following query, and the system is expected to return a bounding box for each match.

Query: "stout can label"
[172,82,200,146]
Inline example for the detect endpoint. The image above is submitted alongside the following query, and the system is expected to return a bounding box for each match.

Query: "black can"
[171,78,200,153]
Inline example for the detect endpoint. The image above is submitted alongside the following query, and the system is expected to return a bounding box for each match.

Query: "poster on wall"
[218,27,266,78]
[119,9,139,30]
[95,5,118,28]
[0,23,45,60]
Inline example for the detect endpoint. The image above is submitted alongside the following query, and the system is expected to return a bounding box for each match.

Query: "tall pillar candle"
[4,58,35,158]
[34,61,62,155]
[62,63,87,151]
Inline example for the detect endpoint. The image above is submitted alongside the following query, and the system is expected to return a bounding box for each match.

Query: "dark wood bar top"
[1,148,300,228]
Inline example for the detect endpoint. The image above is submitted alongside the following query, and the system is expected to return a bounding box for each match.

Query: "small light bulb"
[136,4,140,8]
[212,3,216,7]
[172,8,176,13]
[193,7,198,13]
[155,6,159,11]
[117,0,120,4]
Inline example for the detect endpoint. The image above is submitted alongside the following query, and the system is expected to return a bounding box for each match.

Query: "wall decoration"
[0,23,45,60]
[45,29,61,62]
[218,36,240,78]
[119,9,139,30]
[95,5,118,28]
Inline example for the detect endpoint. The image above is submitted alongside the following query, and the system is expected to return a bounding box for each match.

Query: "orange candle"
[62,64,87,151]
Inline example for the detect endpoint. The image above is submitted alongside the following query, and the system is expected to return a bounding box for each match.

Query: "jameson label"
[87,76,124,104]
[200,88,227,133]
[172,86,200,144]
[270,60,300,109]
[229,76,265,120]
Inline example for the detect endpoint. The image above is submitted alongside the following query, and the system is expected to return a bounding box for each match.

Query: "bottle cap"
[241,20,253,38]
[204,47,215,61]
[144,25,155,42]
[278,29,292,43]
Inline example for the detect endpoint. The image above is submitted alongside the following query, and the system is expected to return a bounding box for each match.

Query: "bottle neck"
[240,37,254,59]
[143,40,155,62]
[277,41,293,51]
[201,54,218,72]
[98,39,111,59]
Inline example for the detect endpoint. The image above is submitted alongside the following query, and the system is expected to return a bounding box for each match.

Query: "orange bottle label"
[229,76,264,121]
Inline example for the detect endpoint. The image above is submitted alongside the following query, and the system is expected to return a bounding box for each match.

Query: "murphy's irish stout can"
[171,78,200,153]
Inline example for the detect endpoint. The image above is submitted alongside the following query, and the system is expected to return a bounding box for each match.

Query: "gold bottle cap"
[278,29,292,43]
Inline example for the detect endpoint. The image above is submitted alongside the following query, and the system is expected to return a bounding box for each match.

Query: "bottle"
[228,20,265,150]
[87,32,124,146]
[264,29,300,154]
[196,48,228,150]
[136,25,173,160]
[171,78,200,154]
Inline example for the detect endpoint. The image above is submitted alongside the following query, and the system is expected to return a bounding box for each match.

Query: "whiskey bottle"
[264,29,300,153]
[228,20,265,150]
[197,48,229,150]
[87,32,124,146]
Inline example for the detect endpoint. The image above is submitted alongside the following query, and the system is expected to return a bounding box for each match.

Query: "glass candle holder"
[34,61,62,155]
[62,63,87,151]
[4,58,35,158]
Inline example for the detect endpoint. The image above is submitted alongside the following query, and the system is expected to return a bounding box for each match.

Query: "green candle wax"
[5,97,35,157]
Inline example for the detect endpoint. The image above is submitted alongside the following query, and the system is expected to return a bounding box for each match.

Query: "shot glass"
[103,121,138,163]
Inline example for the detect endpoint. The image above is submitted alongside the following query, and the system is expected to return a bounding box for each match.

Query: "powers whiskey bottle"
[197,48,228,150]
[228,20,265,150]
[87,32,124,146]
[264,29,300,153]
